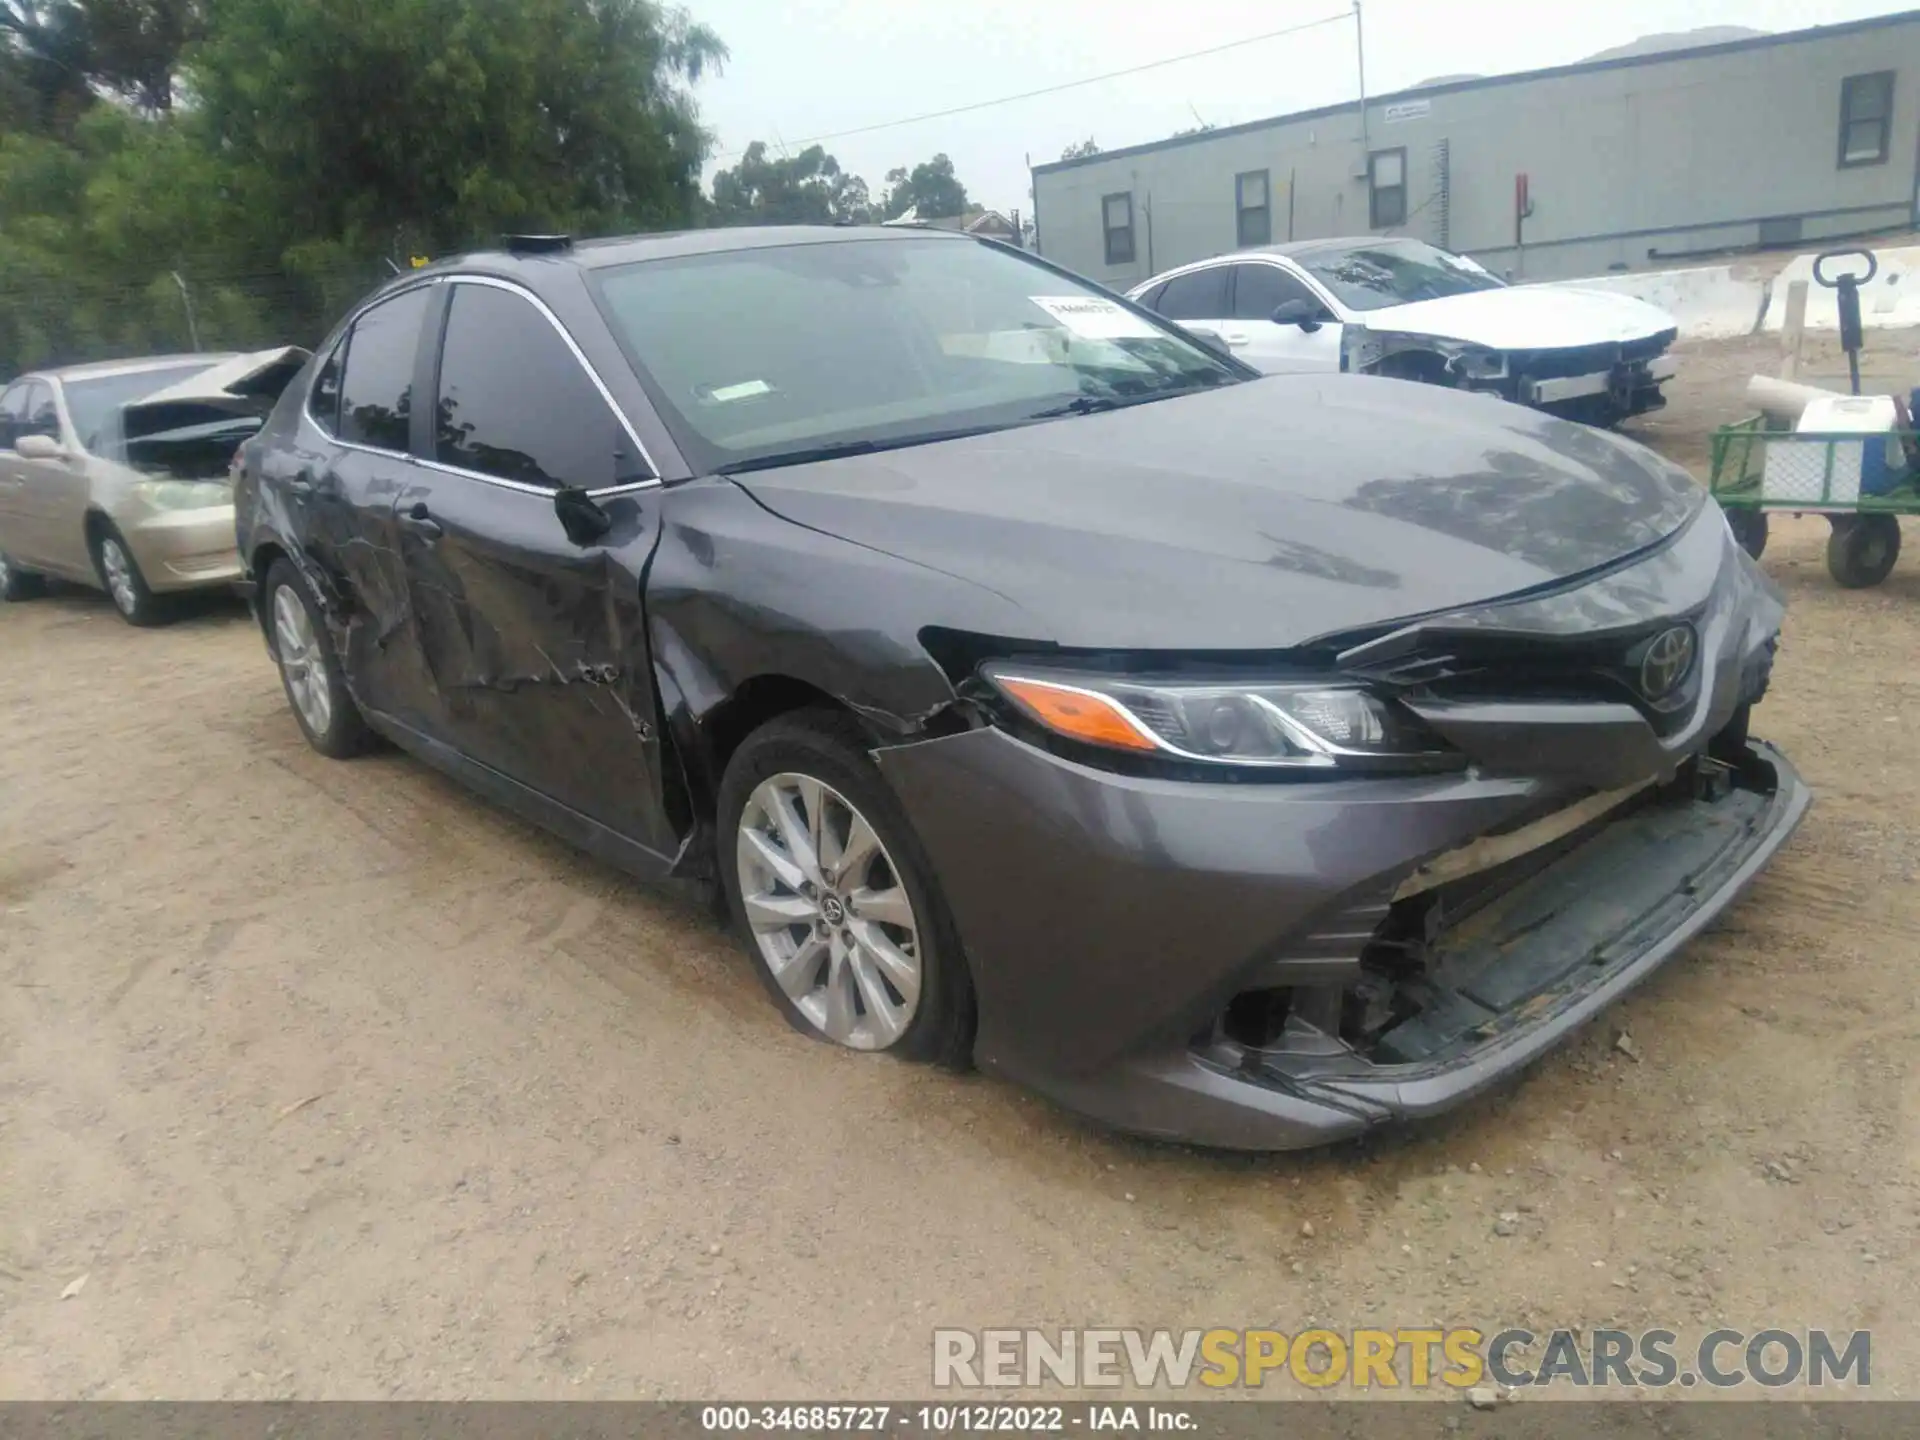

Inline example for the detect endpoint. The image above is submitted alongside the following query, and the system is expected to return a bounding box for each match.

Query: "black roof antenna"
[504,233,574,255]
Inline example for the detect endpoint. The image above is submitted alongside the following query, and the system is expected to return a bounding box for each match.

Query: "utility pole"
[1354,0,1370,157]
[170,271,201,351]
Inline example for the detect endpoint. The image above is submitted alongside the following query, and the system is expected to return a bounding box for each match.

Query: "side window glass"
[21,382,59,440]
[434,283,640,491]
[1233,264,1316,321]
[0,381,29,449]
[1154,267,1228,321]
[339,286,430,452]
[309,335,348,436]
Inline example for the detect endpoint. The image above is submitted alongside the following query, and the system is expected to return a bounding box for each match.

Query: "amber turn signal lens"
[996,677,1158,752]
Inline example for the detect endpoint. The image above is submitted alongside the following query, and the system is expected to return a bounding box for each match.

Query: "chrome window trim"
[298,272,663,498]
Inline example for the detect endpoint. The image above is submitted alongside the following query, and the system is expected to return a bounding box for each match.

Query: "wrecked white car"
[0,346,308,624]
[1128,237,1678,425]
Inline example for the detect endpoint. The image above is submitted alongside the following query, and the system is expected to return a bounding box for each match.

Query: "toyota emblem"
[1638,625,1697,701]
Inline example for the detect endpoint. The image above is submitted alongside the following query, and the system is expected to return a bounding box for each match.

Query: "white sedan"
[1127,237,1679,425]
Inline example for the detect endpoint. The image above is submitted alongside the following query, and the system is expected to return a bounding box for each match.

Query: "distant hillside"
[1412,25,1769,90]
[1582,26,1767,62]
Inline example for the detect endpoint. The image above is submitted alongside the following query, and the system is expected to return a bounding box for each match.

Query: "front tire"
[0,549,45,602]
[716,709,973,1066]
[92,524,166,625]
[264,558,372,758]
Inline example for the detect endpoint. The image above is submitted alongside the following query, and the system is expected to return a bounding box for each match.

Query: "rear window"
[64,363,216,451]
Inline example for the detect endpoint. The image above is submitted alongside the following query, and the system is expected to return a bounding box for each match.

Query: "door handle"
[1222,332,1251,347]
[399,501,442,541]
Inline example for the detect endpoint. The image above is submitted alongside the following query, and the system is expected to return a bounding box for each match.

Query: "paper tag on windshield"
[1029,295,1160,340]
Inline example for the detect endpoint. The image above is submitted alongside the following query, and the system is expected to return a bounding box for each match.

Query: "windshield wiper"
[1026,375,1236,421]
[713,425,1005,476]
[1026,394,1128,418]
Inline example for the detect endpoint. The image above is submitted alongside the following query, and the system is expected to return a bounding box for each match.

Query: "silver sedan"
[0,349,306,624]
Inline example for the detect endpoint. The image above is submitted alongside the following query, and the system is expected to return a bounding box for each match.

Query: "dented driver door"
[391,278,673,856]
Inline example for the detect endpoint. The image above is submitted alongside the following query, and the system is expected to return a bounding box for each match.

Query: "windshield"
[593,236,1245,474]
[64,362,218,451]
[1294,239,1505,313]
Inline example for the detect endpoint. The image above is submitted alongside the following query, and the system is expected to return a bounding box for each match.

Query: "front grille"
[1508,328,1676,379]
[1352,623,1702,733]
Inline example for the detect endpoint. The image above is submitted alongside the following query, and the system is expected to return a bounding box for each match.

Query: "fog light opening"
[1221,987,1294,1051]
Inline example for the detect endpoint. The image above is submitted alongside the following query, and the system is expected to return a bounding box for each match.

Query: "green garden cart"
[1709,416,1918,589]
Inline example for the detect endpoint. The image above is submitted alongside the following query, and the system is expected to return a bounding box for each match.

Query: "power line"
[710,10,1354,162]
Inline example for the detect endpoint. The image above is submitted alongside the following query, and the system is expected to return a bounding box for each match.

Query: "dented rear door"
[391,278,671,852]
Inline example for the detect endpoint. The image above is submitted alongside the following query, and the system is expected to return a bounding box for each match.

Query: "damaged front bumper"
[880,727,1805,1150]
[874,514,1805,1150]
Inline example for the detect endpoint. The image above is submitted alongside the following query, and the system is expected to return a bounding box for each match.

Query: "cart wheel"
[1826,514,1901,589]
[1724,508,1768,559]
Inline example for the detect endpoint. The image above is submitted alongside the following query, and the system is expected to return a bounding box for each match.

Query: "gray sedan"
[233,226,1805,1149]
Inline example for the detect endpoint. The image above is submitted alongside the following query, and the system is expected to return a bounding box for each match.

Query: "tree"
[1,0,96,135]
[881,152,969,221]
[0,0,731,376]
[710,141,872,226]
[78,0,200,111]
[1059,138,1100,161]
[186,0,726,257]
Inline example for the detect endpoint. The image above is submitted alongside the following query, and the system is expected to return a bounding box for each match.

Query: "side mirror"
[553,485,612,547]
[1185,327,1234,359]
[1270,299,1323,332]
[15,433,66,461]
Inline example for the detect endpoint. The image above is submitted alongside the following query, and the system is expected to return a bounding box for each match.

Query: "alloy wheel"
[0,552,11,590]
[99,538,138,616]
[735,772,923,1050]
[272,584,334,737]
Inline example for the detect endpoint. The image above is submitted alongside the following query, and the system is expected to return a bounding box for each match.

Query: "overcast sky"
[688,0,1910,215]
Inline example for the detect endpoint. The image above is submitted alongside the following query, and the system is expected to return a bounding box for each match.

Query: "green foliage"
[0,0,726,377]
[881,153,969,222]
[710,141,872,226]
[1059,138,1099,161]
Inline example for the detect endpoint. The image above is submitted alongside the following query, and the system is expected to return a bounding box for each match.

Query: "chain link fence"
[0,251,396,380]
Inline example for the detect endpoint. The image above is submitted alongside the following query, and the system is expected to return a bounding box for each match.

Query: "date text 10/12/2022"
[700,1406,1198,1433]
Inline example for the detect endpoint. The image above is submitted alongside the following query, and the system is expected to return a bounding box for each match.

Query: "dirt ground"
[3,331,1919,1402]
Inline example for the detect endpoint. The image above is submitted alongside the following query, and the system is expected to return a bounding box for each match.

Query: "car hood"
[731,375,1705,652]
[1355,286,1677,351]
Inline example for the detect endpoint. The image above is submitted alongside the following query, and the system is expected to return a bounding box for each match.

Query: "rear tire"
[264,557,373,758]
[0,549,45,602]
[91,522,167,626]
[716,708,974,1067]
[1826,514,1900,589]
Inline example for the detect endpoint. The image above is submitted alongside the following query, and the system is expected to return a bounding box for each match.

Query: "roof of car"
[37,353,236,383]
[414,223,976,281]
[1248,237,1427,259]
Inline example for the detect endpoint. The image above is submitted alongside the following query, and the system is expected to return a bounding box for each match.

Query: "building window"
[1102,192,1135,267]
[1235,170,1271,248]
[1369,148,1407,229]
[1839,72,1894,167]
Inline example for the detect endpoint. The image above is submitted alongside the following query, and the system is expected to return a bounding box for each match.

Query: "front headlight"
[982,665,1452,770]
[1446,345,1507,381]
[132,478,233,511]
